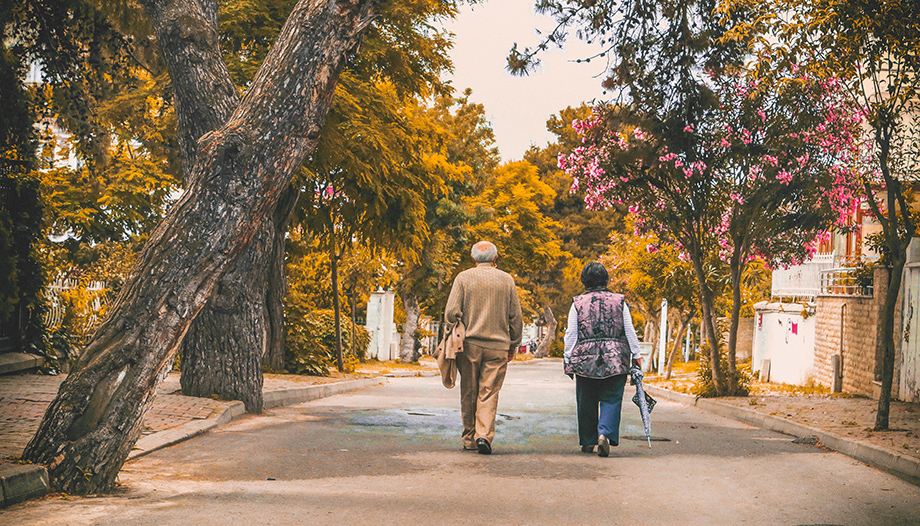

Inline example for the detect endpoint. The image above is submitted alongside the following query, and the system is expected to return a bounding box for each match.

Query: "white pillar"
[365,290,396,360]
[657,299,668,373]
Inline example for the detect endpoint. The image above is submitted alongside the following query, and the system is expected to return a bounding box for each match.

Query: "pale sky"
[441,0,610,162]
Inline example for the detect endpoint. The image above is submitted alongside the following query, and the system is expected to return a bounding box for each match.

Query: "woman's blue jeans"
[576,374,628,447]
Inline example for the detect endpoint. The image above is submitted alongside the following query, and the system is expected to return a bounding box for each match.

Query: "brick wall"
[813,267,891,398]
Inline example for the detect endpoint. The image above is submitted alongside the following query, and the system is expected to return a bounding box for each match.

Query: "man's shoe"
[597,435,610,457]
[581,445,595,453]
[476,438,492,455]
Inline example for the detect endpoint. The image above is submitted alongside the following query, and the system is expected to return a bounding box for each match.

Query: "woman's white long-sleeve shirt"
[563,300,642,365]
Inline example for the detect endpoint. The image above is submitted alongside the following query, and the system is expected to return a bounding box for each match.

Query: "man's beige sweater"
[444,263,523,351]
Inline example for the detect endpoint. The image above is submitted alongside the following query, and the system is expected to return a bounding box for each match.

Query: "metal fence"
[43,277,109,342]
[819,267,873,297]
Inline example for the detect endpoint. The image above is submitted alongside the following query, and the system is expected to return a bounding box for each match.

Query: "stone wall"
[813,268,891,398]
[716,317,755,361]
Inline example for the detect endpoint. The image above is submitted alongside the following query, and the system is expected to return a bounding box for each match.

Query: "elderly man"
[444,241,523,454]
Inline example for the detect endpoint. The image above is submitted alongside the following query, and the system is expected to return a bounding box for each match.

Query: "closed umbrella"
[630,365,657,448]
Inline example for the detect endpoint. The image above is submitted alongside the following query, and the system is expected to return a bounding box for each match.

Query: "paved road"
[3,361,919,525]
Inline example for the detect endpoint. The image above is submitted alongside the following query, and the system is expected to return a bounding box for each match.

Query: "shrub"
[548,338,564,358]
[692,345,751,397]
[285,300,370,376]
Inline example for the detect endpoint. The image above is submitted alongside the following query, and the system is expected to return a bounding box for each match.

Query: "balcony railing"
[819,267,873,297]
[771,254,836,299]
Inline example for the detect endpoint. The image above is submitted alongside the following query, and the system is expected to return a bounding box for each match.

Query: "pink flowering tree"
[561,66,863,395]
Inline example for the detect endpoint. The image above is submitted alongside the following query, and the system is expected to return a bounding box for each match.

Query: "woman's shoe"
[597,435,610,457]
[581,445,595,453]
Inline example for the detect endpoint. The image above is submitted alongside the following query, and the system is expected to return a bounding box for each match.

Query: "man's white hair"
[471,241,498,263]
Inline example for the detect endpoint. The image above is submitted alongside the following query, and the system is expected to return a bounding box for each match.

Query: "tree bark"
[399,292,421,363]
[691,256,724,395]
[533,305,557,358]
[143,0,239,181]
[179,187,297,413]
[876,258,903,431]
[22,0,377,494]
[727,259,743,392]
[179,220,271,414]
[350,289,361,361]
[264,186,300,371]
[874,127,912,430]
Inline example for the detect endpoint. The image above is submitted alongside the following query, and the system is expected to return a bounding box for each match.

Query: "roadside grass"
[359,356,439,374]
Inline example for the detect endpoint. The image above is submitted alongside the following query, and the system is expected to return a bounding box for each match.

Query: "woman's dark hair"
[581,261,609,289]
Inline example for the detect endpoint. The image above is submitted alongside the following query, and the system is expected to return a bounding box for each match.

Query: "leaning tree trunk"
[399,292,421,363]
[22,0,377,494]
[533,306,557,358]
[150,0,296,404]
[180,185,299,413]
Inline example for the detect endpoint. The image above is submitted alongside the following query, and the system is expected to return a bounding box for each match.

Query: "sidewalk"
[643,381,920,486]
[0,371,386,507]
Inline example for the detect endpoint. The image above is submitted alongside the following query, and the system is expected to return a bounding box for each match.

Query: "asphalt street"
[3,360,920,525]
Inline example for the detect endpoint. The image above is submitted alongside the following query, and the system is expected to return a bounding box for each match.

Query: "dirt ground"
[644,363,920,463]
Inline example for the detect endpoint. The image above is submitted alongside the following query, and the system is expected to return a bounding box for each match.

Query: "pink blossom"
[683,124,694,133]
[646,244,658,253]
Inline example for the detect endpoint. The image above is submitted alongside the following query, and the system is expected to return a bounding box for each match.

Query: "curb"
[0,464,50,508]
[0,377,389,508]
[0,353,45,375]
[645,385,920,486]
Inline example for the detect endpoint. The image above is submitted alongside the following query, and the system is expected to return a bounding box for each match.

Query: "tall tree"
[0,6,43,354]
[23,0,379,494]
[395,90,499,363]
[180,0,460,397]
[509,0,747,377]
[465,159,568,353]
[524,104,625,337]
[725,0,920,431]
[604,225,699,373]
[561,66,862,394]
[296,77,445,371]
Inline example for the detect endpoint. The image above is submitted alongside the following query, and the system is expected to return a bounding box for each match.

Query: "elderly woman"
[563,261,643,457]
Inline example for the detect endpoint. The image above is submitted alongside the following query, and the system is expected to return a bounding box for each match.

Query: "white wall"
[752,302,817,386]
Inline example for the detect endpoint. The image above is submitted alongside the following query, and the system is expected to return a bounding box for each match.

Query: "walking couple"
[441,241,643,456]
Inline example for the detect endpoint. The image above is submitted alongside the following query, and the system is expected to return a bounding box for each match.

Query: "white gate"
[899,265,920,402]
